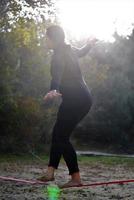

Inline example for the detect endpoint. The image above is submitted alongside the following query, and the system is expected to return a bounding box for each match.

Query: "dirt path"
[0,159,134,199]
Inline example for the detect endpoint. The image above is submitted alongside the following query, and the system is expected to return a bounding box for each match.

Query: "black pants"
[48,88,92,175]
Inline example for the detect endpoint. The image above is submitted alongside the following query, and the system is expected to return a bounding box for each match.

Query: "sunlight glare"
[56,0,134,42]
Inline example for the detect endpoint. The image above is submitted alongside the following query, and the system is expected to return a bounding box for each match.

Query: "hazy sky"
[56,0,134,41]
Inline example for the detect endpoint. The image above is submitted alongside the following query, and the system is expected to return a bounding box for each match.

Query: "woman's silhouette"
[38,25,97,188]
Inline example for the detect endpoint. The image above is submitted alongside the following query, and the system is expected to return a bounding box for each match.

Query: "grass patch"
[0,153,134,167]
[0,153,49,163]
[77,155,134,167]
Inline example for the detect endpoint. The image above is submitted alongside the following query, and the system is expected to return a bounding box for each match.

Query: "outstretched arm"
[73,38,98,58]
[73,43,92,57]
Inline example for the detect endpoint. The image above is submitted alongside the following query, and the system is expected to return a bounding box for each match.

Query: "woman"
[38,25,97,188]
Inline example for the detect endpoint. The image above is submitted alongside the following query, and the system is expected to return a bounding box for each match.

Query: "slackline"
[0,176,134,188]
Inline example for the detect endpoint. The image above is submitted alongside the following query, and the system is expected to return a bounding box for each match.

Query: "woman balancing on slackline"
[37,25,97,188]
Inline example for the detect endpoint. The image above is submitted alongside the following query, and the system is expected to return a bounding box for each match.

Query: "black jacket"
[50,43,92,103]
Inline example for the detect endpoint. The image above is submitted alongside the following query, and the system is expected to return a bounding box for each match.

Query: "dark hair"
[46,25,65,44]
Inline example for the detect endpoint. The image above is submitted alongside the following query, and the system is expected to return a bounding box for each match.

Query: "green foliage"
[0,16,55,153]
[73,31,134,153]
[0,97,42,152]
[0,5,134,153]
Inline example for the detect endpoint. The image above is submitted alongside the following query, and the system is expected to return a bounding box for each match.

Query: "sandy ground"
[0,158,134,200]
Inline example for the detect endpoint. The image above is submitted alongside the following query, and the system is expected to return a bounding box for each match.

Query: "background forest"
[0,0,134,154]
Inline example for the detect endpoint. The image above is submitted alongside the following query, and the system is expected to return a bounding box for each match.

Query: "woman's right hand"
[43,90,62,102]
